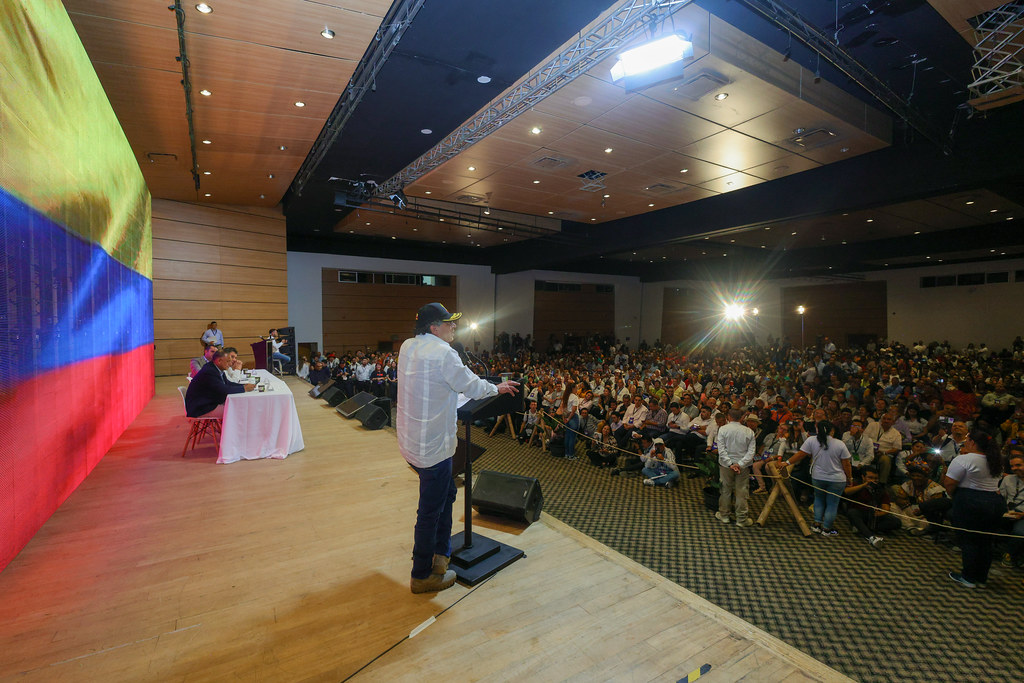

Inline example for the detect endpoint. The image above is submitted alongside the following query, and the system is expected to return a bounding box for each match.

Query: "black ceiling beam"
[287,234,493,266]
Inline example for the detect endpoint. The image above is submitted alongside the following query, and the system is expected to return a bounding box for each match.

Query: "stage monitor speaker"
[337,391,374,418]
[357,404,389,430]
[309,379,334,399]
[322,386,346,407]
[368,397,391,427]
[471,471,543,524]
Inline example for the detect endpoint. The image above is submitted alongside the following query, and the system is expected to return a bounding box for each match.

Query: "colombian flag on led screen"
[1,0,154,571]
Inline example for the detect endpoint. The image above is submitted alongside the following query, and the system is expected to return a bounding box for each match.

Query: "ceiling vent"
[642,182,681,195]
[789,128,838,148]
[577,169,607,192]
[454,194,486,204]
[531,154,573,169]
[671,71,730,101]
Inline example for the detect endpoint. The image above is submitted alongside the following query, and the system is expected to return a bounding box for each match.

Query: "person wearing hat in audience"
[397,302,519,594]
[641,437,679,488]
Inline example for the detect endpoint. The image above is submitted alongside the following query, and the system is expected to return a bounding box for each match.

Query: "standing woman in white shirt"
[559,380,581,459]
[779,420,852,537]
[943,430,1007,588]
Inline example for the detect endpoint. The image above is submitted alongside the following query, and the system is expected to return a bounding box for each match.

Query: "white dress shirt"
[397,333,498,468]
[716,421,756,468]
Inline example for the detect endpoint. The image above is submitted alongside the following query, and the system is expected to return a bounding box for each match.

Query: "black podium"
[449,382,525,585]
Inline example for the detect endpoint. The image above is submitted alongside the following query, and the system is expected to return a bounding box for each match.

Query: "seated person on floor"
[518,400,540,445]
[844,466,901,547]
[641,437,679,488]
[611,433,650,477]
[185,350,255,418]
[890,463,950,534]
[588,423,620,468]
[999,447,1024,568]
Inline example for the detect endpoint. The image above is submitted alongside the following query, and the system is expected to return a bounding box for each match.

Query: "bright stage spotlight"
[470,322,478,331]
[723,303,745,321]
[751,307,760,316]
[610,34,694,91]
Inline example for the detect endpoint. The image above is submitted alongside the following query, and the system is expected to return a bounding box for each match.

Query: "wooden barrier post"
[756,461,812,536]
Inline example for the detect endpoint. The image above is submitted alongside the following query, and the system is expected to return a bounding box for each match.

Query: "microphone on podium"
[451,341,472,367]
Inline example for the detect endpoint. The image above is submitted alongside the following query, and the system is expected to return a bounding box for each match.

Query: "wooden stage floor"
[0,377,851,682]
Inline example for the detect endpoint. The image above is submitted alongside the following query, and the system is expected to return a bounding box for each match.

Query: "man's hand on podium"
[496,380,520,395]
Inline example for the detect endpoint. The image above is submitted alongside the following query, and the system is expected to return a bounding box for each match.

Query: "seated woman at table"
[185,350,254,418]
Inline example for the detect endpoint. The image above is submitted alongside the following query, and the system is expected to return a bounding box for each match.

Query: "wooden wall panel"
[152,199,288,375]
[320,270,456,354]
[781,281,887,349]
[661,287,698,346]
[533,284,614,351]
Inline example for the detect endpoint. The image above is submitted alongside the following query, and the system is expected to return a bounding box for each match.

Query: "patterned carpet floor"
[455,426,1024,683]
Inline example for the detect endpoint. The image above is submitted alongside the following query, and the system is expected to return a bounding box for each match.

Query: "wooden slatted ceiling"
[63,0,392,207]
[151,199,288,376]
[393,5,890,234]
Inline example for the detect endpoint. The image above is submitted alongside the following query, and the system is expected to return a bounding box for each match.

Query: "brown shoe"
[432,554,450,575]
[411,569,457,594]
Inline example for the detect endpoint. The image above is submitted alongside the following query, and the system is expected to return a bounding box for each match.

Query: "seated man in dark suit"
[185,350,254,418]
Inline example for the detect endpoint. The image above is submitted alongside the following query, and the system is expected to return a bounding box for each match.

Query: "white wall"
[286,252,496,349]
[864,258,1024,350]
[495,270,644,348]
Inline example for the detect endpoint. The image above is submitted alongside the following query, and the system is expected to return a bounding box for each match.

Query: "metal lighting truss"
[733,0,948,151]
[170,1,200,192]
[968,2,1024,100]
[290,0,426,198]
[376,0,696,198]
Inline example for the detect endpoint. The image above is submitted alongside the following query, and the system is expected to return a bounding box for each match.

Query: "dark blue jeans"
[411,457,457,579]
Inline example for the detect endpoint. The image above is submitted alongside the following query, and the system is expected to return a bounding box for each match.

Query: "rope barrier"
[504,407,1023,541]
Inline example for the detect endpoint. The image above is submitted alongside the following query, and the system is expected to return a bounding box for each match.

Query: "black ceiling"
[283,0,1024,281]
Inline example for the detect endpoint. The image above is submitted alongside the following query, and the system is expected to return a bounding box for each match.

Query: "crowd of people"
[306,332,1024,588]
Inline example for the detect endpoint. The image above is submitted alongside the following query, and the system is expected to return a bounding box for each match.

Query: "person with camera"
[891,462,951,534]
[935,419,969,465]
[641,437,679,488]
[943,430,1007,588]
[844,466,900,548]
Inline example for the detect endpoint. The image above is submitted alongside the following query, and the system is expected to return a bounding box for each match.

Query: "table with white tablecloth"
[218,369,305,464]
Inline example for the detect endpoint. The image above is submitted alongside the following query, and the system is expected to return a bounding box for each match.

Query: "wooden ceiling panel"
[457,179,558,205]
[488,110,582,145]
[481,166,585,195]
[589,95,725,150]
[744,154,821,181]
[190,75,343,117]
[627,152,733,185]
[68,14,179,72]
[533,74,636,125]
[408,170,480,196]
[696,171,765,194]
[64,0,178,26]
[677,129,789,171]
[193,108,325,141]
[544,128,663,170]
[799,126,889,165]
[175,0,386,62]
[732,98,842,147]
[642,54,791,128]
[461,135,545,164]
[187,34,357,88]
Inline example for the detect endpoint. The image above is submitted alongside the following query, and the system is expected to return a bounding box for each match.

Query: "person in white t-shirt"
[779,420,852,537]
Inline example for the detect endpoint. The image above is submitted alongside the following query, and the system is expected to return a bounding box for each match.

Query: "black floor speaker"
[337,391,374,418]
[321,386,346,407]
[357,404,389,430]
[472,470,543,524]
[308,379,334,399]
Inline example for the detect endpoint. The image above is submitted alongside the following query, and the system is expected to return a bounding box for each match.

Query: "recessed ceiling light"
[989,209,998,213]
[532,180,540,184]
[202,139,211,144]
[199,89,211,96]
[842,241,847,245]
[926,256,931,259]
[680,168,688,173]
[965,200,975,205]
[365,222,370,226]
[259,194,265,199]
[349,230,354,233]
[866,218,874,223]
[321,28,335,39]
[204,192,211,197]
[413,228,417,231]
[294,101,305,107]
[468,166,475,171]
[477,75,491,84]
[439,218,444,222]
[573,96,592,107]
[791,231,797,236]
[268,173,274,179]
[424,191,431,194]
[483,208,490,215]
[420,128,432,135]
[714,92,728,100]
[604,147,613,153]
[603,194,610,198]
[840,147,850,153]
[793,127,805,134]
[730,239,735,243]
[765,227,770,231]
[279,145,287,151]
[991,249,997,253]
[648,203,654,207]
[195,3,212,14]
[391,236,396,240]
[203,171,211,175]
[914,231,921,234]
[548,211,554,214]
[1008,216,1015,221]
[761,245,766,248]
[530,126,542,135]
[590,218,596,221]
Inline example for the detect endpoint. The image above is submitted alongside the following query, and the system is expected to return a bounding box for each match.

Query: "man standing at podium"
[398,303,519,594]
